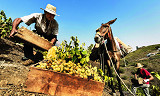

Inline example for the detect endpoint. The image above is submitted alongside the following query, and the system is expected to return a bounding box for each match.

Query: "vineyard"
[0,10,160,96]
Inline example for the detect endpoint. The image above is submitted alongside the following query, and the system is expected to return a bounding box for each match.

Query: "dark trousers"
[23,43,44,62]
[23,44,34,60]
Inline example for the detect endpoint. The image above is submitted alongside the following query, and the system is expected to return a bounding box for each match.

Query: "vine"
[0,10,12,38]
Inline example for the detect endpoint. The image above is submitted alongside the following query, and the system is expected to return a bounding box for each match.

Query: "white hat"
[135,63,144,68]
[41,4,59,16]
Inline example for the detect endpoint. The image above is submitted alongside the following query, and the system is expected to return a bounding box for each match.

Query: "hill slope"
[120,44,160,87]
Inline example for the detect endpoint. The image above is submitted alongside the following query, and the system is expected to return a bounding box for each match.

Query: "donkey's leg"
[116,61,124,96]
[106,59,116,94]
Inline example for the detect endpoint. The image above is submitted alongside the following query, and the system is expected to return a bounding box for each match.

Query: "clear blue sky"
[1,0,160,50]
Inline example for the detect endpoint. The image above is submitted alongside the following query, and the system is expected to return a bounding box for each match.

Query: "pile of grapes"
[35,36,103,82]
[36,59,102,82]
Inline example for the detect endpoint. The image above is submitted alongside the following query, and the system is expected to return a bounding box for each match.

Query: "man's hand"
[143,79,149,83]
[9,18,22,38]
[50,38,57,46]
[134,74,138,80]
[9,29,17,38]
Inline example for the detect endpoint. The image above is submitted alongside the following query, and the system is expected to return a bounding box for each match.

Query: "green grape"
[69,71,74,75]
[83,75,88,79]
[81,68,85,73]
[55,67,60,72]
[36,65,41,68]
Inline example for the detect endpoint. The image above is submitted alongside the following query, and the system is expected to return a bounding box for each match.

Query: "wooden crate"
[24,67,104,96]
[15,27,52,50]
[138,78,143,84]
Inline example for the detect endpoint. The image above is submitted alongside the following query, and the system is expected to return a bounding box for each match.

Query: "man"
[132,63,154,96]
[9,4,60,65]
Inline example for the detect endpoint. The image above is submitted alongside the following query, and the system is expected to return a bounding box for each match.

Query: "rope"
[104,44,135,96]
[123,57,127,67]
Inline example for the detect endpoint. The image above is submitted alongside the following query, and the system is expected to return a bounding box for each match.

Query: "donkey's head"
[94,18,117,44]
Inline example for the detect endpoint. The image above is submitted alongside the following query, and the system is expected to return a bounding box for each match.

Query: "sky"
[1,0,160,51]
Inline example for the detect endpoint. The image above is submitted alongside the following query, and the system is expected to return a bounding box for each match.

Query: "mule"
[90,18,124,96]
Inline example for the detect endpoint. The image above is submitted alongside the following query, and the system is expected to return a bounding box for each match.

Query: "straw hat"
[135,63,144,68]
[41,4,59,16]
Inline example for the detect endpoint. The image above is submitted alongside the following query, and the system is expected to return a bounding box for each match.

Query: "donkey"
[90,18,124,96]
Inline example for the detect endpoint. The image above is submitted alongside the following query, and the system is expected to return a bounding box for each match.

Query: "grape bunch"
[36,59,103,82]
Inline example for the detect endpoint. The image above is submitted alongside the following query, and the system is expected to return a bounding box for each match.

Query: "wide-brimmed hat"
[41,4,59,16]
[135,63,144,68]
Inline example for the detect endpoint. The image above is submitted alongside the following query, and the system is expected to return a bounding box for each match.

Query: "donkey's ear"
[107,18,117,25]
[96,28,100,32]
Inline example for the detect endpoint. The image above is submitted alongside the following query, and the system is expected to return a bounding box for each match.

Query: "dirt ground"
[0,38,132,96]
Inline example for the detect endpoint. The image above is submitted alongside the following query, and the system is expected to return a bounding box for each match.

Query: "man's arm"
[9,18,22,37]
[149,75,154,81]
[143,75,154,83]
[50,38,57,45]
[134,74,138,80]
[143,69,154,83]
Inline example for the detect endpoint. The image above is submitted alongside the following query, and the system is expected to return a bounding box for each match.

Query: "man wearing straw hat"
[9,4,60,65]
[131,63,154,96]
